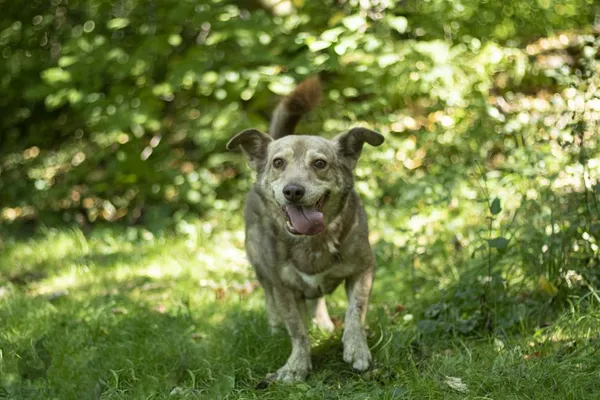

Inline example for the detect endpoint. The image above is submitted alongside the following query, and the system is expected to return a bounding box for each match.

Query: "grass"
[1,14,599,400]
[1,219,599,400]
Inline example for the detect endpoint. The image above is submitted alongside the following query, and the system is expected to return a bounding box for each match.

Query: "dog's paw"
[265,353,312,383]
[267,361,311,383]
[313,315,335,334]
[342,331,372,371]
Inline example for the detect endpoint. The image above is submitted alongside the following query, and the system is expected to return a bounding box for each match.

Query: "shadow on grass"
[0,270,282,399]
[3,266,599,400]
[3,245,176,279]
[2,266,421,400]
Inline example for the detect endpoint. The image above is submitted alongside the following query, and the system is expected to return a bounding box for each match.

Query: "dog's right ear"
[226,129,273,170]
[334,127,384,169]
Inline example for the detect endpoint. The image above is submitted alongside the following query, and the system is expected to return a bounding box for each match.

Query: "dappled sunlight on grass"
[1,222,599,398]
[1,225,253,300]
[0,226,275,396]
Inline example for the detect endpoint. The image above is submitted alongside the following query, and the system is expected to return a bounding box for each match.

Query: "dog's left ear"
[226,129,273,170]
[334,127,384,167]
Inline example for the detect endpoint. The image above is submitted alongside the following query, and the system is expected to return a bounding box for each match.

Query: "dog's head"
[227,128,383,236]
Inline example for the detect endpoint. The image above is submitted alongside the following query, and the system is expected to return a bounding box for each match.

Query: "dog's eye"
[272,158,285,169]
[314,159,327,169]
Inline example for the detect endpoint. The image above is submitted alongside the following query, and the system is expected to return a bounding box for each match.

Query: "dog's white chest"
[281,263,337,296]
[297,270,326,289]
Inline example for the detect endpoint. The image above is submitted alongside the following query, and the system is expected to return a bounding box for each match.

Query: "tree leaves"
[107,18,130,30]
[41,68,71,84]
[490,197,502,215]
[387,16,408,34]
[0,0,598,233]
[488,237,509,249]
[342,15,366,31]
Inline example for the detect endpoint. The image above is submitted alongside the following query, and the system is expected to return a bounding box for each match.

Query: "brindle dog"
[226,76,384,383]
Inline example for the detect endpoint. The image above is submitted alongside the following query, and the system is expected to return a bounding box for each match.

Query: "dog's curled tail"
[269,75,322,139]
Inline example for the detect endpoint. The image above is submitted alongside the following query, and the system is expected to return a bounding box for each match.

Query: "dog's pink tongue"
[285,205,325,235]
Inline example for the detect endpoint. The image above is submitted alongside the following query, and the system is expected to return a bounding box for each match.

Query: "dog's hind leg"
[342,265,373,371]
[311,297,335,333]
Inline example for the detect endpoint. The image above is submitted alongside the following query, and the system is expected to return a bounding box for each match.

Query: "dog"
[226,76,384,383]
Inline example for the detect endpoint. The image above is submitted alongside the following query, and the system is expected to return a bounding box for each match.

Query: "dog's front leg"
[342,265,373,371]
[267,287,312,382]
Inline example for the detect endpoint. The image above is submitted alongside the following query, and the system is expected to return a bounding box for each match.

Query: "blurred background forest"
[1,0,600,397]
[3,0,599,302]
[2,0,600,303]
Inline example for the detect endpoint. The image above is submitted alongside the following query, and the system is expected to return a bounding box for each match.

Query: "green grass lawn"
[1,221,598,400]
[1,2,599,398]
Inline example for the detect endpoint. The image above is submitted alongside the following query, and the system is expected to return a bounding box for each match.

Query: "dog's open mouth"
[281,193,329,236]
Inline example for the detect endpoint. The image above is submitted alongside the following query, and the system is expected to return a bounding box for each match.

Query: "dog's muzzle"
[281,192,329,235]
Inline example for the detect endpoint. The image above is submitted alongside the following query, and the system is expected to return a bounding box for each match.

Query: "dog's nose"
[283,184,305,202]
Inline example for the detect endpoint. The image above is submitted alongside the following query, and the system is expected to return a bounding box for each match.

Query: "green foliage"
[0,0,597,226]
[1,0,600,396]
